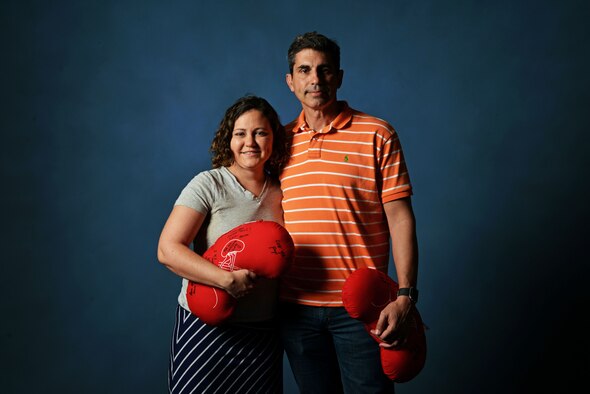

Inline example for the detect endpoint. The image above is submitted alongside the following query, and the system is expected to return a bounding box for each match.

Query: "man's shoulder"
[346,108,397,136]
[284,118,300,133]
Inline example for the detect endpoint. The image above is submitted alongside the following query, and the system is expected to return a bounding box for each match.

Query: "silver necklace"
[255,177,268,201]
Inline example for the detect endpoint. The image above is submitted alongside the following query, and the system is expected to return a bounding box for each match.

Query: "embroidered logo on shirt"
[344,155,349,162]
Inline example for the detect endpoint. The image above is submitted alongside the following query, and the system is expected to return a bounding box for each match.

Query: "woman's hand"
[223,269,257,299]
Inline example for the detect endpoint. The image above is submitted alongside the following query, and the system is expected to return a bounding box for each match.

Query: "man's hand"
[371,296,413,348]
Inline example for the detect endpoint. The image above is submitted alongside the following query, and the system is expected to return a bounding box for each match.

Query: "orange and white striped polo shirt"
[279,102,413,306]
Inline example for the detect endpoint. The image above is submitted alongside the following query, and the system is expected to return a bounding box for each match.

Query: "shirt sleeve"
[379,128,413,204]
[174,172,214,215]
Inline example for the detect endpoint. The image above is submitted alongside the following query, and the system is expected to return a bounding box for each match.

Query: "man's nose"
[310,69,321,84]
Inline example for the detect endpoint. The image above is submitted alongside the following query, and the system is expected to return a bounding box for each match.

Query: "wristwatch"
[397,287,419,304]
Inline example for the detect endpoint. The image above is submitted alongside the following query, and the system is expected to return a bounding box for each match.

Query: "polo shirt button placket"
[308,131,322,159]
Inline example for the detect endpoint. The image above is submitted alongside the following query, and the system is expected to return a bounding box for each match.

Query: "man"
[279,31,420,393]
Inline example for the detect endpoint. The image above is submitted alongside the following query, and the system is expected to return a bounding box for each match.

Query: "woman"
[157,95,289,393]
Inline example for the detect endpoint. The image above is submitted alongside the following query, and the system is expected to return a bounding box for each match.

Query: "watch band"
[397,287,419,304]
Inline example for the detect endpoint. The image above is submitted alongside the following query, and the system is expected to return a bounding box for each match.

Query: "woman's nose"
[245,133,256,146]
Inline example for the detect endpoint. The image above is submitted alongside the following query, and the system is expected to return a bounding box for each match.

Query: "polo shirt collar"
[293,101,353,133]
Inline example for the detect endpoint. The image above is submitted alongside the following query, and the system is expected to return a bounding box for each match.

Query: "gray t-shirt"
[174,166,284,323]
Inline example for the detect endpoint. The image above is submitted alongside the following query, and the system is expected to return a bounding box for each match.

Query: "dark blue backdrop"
[2,0,589,393]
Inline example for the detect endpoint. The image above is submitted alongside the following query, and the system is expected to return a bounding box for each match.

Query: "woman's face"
[229,109,273,173]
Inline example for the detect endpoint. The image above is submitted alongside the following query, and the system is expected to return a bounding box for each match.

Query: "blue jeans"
[280,303,394,393]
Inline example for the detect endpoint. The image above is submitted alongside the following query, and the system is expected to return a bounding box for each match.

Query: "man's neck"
[303,101,342,131]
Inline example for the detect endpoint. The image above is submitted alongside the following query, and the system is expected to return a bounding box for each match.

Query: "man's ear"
[286,73,295,92]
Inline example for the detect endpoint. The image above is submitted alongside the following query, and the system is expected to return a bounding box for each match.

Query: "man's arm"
[371,197,419,348]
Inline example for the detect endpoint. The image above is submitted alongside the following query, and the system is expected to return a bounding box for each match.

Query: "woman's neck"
[227,165,267,197]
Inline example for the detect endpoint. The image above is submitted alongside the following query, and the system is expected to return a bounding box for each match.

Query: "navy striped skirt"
[168,305,283,394]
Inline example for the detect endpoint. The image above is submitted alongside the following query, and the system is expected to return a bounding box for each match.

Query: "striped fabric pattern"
[168,306,282,394]
[279,102,412,306]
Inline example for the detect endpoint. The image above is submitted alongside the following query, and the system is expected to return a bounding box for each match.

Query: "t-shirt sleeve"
[174,172,214,215]
[379,128,413,204]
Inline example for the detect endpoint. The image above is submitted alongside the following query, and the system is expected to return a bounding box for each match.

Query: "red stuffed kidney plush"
[186,220,294,325]
[342,268,427,383]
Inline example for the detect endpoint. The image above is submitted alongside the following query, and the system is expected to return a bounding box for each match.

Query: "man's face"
[286,49,343,112]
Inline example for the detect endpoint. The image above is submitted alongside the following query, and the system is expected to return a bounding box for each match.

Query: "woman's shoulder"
[178,168,229,201]
[187,167,227,186]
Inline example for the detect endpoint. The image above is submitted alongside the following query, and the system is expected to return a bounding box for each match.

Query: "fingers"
[230,287,250,299]
[379,334,408,349]
[371,311,388,337]
[371,302,410,348]
[379,341,397,349]
[379,320,396,341]
[228,270,257,299]
[379,318,410,349]
[372,307,396,338]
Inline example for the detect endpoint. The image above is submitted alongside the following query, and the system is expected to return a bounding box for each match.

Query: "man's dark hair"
[287,31,341,74]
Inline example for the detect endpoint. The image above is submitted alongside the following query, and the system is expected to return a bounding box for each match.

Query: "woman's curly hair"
[210,95,290,178]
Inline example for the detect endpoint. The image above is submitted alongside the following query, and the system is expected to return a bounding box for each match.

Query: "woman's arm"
[157,205,256,298]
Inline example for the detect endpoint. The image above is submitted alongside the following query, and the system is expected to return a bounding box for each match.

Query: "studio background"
[2,0,588,393]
